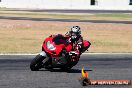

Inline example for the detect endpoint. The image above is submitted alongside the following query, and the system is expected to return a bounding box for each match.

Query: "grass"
[96,13,132,18]
[0,11,92,18]
[1,8,132,17]
[0,7,15,10]
[0,10,132,21]
[0,9,132,53]
[0,19,132,53]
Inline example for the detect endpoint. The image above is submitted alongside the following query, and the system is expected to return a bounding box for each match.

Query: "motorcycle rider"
[65,26,91,56]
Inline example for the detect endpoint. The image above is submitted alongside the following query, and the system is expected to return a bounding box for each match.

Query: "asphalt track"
[0,54,132,88]
[0,16,132,24]
[5,9,132,13]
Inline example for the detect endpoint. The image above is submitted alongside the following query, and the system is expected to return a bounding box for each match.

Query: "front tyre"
[30,54,45,71]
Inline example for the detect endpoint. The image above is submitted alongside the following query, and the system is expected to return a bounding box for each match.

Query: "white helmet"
[70,26,81,39]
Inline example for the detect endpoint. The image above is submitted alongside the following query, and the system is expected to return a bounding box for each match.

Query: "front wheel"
[30,54,45,71]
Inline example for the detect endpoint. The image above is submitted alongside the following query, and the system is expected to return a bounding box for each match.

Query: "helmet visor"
[71,32,77,39]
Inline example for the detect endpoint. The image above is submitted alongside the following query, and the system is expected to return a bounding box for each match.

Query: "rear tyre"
[30,54,45,71]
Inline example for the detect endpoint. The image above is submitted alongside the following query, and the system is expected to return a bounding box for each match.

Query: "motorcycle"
[30,34,90,71]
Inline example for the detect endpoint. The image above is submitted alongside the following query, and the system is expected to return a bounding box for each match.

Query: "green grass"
[0,10,132,21]
[0,12,90,18]
[1,8,132,19]
[0,8,12,10]
[96,13,132,18]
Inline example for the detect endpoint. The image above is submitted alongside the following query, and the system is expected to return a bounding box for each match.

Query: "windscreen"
[52,34,66,45]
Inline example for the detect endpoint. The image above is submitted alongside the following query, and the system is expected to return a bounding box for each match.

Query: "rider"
[65,26,91,56]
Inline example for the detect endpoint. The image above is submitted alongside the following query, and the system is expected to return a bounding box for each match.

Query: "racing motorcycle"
[30,34,89,71]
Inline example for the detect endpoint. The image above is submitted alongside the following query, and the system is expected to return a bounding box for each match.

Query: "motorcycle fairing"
[42,35,72,57]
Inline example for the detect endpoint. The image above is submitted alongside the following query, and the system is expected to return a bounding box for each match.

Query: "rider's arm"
[77,37,84,50]
[73,36,84,55]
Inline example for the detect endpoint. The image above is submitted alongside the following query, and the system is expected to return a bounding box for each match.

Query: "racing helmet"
[70,26,81,40]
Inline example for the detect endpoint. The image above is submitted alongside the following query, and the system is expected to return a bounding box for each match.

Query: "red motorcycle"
[30,34,90,71]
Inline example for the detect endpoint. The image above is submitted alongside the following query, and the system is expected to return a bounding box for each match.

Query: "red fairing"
[42,35,72,57]
[64,44,72,52]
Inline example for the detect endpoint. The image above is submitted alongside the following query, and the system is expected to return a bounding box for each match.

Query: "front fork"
[40,51,47,57]
[39,51,52,68]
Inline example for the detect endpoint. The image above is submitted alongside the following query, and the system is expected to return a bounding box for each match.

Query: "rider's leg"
[82,40,91,53]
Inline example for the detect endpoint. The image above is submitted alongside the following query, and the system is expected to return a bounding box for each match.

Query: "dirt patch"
[0,19,132,53]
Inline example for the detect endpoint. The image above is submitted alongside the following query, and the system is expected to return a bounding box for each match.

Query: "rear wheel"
[30,54,45,71]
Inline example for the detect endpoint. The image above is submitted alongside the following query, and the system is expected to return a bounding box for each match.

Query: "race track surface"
[0,54,132,88]
[7,9,132,13]
[0,16,132,24]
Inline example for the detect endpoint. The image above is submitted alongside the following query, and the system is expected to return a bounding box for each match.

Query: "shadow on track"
[38,68,92,73]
